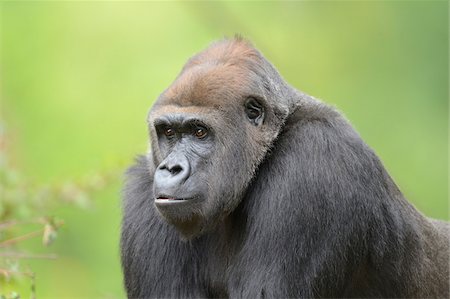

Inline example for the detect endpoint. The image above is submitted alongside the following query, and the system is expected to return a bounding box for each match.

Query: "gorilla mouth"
[155,196,189,204]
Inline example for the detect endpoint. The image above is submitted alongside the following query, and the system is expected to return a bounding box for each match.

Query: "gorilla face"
[147,45,287,238]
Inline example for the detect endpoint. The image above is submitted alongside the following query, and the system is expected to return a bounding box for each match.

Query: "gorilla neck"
[173,205,248,242]
[168,215,204,240]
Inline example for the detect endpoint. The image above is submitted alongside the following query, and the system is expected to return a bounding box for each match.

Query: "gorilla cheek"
[205,145,255,217]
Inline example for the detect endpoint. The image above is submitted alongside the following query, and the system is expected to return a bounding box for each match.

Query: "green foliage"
[0,123,116,298]
[1,1,447,298]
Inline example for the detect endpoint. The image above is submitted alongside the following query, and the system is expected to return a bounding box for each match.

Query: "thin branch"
[0,229,43,248]
[0,220,28,230]
[0,252,57,259]
[0,219,46,230]
[0,268,34,278]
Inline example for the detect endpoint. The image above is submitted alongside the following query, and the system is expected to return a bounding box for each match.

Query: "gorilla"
[121,37,449,298]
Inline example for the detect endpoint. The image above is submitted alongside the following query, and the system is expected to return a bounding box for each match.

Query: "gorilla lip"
[155,196,188,203]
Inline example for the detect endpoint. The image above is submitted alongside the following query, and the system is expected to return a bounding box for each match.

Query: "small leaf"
[8,261,20,274]
[42,223,58,246]
[9,292,20,299]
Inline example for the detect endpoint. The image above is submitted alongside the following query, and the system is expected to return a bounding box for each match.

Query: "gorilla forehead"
[156,39,265,109]
[158,64,255,109]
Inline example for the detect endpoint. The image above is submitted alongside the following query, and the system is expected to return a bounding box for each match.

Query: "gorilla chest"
[196,236,241,296]
[203,252,231,297]
[186,233,241,297]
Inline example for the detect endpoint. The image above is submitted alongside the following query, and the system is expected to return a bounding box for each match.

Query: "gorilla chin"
[154,196,207,238]
[121,37,449,298]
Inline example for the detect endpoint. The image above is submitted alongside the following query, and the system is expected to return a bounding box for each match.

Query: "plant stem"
[0,252,57,259]
[0,229,43,248]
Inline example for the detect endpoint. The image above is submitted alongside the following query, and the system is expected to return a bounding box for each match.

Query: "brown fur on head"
[162,38,262,107]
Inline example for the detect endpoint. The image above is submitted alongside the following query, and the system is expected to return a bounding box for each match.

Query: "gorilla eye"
[245,98,264,126]
[194,127,208,139]
[164,128,175,137]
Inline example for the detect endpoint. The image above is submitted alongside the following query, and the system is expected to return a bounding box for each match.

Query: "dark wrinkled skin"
[121,38,450,298]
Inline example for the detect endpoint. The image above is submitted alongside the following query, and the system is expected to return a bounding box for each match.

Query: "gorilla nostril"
[156,156,190,183]
[169,165,183,175]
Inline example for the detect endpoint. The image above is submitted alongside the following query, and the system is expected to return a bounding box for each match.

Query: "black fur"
[121,38,449,298]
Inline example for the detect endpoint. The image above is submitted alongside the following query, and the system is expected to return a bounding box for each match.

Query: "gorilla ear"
[245,97,264,126]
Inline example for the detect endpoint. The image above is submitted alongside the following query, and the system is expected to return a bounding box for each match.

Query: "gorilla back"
[121,38,449,298]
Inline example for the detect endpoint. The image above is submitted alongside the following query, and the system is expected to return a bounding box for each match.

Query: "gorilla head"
[148,38,295,238]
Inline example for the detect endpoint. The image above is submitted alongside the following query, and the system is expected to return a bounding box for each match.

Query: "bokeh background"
[1,1,448,298]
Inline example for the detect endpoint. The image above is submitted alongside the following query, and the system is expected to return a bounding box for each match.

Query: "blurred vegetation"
[0,122,118,298]
[0,1,448,298]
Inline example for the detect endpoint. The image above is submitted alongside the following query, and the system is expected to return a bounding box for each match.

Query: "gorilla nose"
[154,156,191,193]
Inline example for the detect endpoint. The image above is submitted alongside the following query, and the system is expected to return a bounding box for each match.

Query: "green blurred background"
[1,1,448,298]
